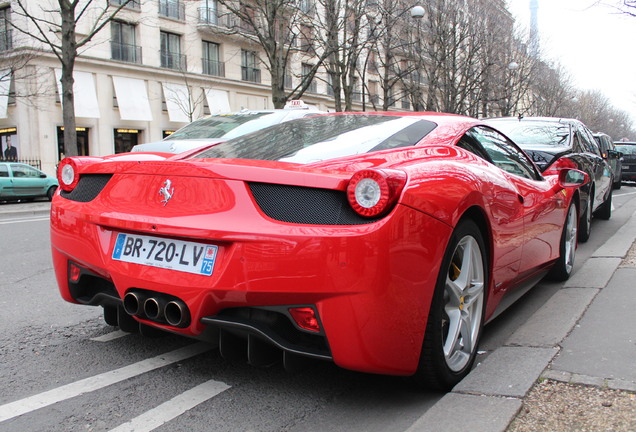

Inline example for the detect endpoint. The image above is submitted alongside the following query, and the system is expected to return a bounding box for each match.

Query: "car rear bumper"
[50,197,452,375]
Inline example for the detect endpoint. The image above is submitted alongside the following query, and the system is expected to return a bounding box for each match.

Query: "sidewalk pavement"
[0,200,51,220]
[408,208,636,432]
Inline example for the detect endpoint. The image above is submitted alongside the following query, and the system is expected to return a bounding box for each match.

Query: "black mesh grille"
[248,182,379,225]
[60,174,113,202]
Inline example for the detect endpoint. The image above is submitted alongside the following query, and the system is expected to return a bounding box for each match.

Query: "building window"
[109,0,141,9]
[299,25,315,54]
[0,7,12,52]
[202,41,224,77]
[57,127,90,160]
[198,0,218,24]
[160,31,186,70]
[327,72,335,96]
[114,129,140,154]
[299,0,314,15]
[368,81,379,104]
[241,50,260,83]
[111,21,141,63]
[302,63,317,93]
[159,0,185,20]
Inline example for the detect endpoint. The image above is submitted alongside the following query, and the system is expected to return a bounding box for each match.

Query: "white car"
[132,103,324,154]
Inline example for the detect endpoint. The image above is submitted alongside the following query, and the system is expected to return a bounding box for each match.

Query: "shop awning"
[55,69,100,118]
[112,76,153,121]
[204,89,231,115]
[162,83,190,123]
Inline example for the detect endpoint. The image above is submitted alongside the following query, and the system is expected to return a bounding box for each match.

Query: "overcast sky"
[506,0,636,122]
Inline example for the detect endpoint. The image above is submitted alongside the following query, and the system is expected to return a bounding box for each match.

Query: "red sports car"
[51,112,587,390]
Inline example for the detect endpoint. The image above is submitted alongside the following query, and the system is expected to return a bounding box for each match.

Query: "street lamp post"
[410,6,425,111]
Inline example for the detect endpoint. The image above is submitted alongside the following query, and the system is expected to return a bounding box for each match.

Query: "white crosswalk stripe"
[108,379,231,432]
[0,343,213,423]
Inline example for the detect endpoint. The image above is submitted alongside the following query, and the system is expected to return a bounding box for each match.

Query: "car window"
[616,144,636,155]
[11,164,41,178]
[164,112,281,141]
[466,126,540,180]
[192,115,437,163]
[578,129,601,155]
[0,165,8,177]
[489,121,570,147]
[594,136,608,154]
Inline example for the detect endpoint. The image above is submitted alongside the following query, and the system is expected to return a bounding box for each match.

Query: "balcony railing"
[159,0,185,20]
[111,41,142,64]
[241,66,261,83]
[0,29,13,52]
[109,0,141,9]
[160,51,187,70]
[198,6,219,25]
[202,59,225,77]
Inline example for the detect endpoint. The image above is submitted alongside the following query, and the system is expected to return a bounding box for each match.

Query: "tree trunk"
[60,0,78,157]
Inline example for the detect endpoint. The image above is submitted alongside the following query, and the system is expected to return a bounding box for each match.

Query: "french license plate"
[112,233,218,276]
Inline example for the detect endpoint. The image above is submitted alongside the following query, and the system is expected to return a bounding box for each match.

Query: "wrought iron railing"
[111,41,142,64]
[202,59,225,77]
[0,158,42,169]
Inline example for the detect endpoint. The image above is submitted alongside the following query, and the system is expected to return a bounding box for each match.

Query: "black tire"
[578,189,593,243]
[47,186,57,201]
[547,201,578,281]
[595,189,612,220]
[412,219,488,391]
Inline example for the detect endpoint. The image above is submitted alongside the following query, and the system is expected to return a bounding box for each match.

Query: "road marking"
[90,330,130,342]
[0,343,212,423]
[614,190,636,197]
[0,216,49,225]
[108,379,231,432]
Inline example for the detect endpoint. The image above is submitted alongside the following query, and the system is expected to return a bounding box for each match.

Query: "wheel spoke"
[442,235,485,372]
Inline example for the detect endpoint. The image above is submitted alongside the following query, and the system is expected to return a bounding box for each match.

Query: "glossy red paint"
[50,112,581,377]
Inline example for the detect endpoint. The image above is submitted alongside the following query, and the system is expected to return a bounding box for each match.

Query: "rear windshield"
[165,112,286,140]
[191,115,437,163]
[615,144,636,155]
[491,121,570,147]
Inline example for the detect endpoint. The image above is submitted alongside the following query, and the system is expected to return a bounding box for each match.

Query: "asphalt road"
[1,186,635,432]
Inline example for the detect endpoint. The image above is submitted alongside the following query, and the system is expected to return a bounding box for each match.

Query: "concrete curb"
[0,202,51,220]
[407,208,636,432]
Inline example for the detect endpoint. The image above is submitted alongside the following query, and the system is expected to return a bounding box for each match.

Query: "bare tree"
[9,0,133,157]
[315,0,373,111]
[215,0,331,108]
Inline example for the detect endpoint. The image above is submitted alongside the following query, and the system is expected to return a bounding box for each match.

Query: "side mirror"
[40,173,47,178]
[558,168,589,188]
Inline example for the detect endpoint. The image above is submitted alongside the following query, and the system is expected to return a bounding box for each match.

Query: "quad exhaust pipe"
[123,290,190,328]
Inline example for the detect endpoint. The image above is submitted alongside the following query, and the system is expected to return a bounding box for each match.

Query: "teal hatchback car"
[0,162,58,201]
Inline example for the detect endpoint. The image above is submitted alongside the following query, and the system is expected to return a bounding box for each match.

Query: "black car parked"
[593,133,622,189]
[614,141,636,183]
[487,117,613,242]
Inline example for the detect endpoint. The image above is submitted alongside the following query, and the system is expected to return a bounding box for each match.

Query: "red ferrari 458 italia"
[51,112,587,390]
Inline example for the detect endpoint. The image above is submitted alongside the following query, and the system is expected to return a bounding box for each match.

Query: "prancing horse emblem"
[159,179,174,206]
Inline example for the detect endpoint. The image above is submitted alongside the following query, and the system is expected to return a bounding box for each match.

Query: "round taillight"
[347,169,406,217]
[58,158,80,191]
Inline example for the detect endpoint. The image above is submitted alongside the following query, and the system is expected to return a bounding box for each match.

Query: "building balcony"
[241,67,261,83]
[197,8,257,37]
[109,0,141,10]
[202,59,225,77]
[160,51,187,70]
[111,42,142,64]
